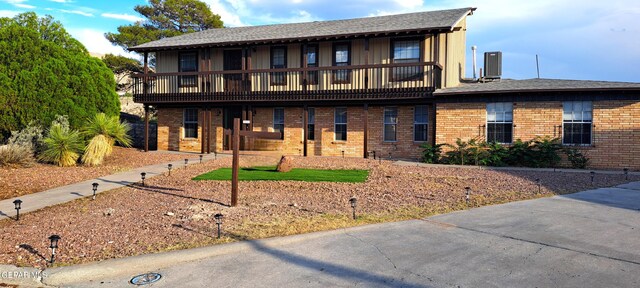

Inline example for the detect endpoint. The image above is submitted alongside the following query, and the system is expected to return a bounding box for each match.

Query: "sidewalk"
[394,160,640,175]
[0,153,230,221]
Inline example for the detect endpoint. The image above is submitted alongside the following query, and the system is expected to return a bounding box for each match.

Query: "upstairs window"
[183,108,198,138]
[271,47,287,85]
[384,107,398,142]
[307,107,315,140]
[563,101,592,145]
[414,105,429,142]
[333,43,351,84]
[391,39,421,81]
[302,45,319,85]
[273,107,285,140]
[334,107,347,141]
[179,52,198,87]
[486,103,513,144]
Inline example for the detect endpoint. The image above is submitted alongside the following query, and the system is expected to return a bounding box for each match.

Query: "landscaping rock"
[276,156,293,172]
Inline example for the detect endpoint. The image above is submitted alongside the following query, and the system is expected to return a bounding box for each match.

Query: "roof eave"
[434,87,640,96]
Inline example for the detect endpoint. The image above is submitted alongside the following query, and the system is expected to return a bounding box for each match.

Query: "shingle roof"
[434,78,640,95]
[130,7,474,51]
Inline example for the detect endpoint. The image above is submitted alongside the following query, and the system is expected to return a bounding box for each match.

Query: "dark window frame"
[486,102,513,144]
[334,107,347,141]
[414,105,429,142]
[383,107,398,142]
[307,107,315,141]
[562,101,593,146]
[301,44,319,85]
[270,46,288,86]
[273,107,285,140]
[332,42,351,84]
[183,108,199,139]
[179,51,198,88]
[390,38,423,82]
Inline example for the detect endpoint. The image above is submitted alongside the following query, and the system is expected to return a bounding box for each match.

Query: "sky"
[1,0,639,82]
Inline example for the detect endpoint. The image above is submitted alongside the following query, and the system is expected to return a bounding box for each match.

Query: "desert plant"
[39,123,84,167]
[7,121,43,154]
[565,147,589,169]
[0,144,36,167]
[420,143,445,164]
[81,113,131,166]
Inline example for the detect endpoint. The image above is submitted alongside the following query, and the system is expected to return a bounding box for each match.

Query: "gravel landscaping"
[0,147,191,200]
[0,155,637,268]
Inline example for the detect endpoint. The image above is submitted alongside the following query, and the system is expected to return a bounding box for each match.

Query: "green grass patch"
[193,166,369,183]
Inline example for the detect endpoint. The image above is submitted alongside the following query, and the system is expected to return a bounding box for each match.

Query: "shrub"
[81,113,132,166]
[530,136,562,168]
[0,144,35,167]
[505,139,534,166]
[445,138,472,165]
[565,147,589,169]
[483,142,509,166]
[420,143,445,164]
[39,123,84,167]
[6,121,43,154]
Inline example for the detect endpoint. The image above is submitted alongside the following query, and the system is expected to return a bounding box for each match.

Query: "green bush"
[39,123,84,167]
[0,144,35,167]
[0,12,119,135]
[420,143,445,164]
[445,138,472,165]
[530,136,562,168]
[482,141,509,166]
[565,147,589,169]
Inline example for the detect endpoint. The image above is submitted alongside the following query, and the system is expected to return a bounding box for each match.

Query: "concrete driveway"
[60,183,640,287]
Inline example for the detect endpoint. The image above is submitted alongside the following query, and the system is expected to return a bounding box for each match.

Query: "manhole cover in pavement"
[130,272,162,285]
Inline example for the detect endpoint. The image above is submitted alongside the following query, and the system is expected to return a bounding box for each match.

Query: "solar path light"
[590,171,595,185]
[167,164,173,176]
[184,158,189,167]
[199,155,203,163]
[342,150,345,158]
[140,172,146,187]
[92,182,99,200]
[214,213,223,239]
[465,187,471,205]
[214,151,217,160]
[624,168,629,180]
[13,199,22,221]
[535,179,541,194]
[48,234,61,265]
[349,197,357,220]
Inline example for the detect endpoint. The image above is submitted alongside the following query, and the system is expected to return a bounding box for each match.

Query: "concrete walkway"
[395,160,640,175]
[0,152,230,221]
[25,181,640,287]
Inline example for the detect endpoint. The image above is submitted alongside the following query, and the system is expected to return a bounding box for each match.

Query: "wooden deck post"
[231,118,240,207]
[303,105,308,157]
[364,38,369,90]
[363,104,368,158]
[200,109,206,154]
[207,108,212,154]
[144,104,149,152]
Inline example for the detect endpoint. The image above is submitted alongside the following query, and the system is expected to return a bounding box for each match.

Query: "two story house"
[130,7,640,170]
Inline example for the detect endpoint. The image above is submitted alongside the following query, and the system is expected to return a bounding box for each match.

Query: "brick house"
[129,7,640,170]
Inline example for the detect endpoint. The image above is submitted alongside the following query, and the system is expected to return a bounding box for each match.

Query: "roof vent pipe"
[471,45,478,80]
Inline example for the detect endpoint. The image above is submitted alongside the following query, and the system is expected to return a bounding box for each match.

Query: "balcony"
[132,62,442,104]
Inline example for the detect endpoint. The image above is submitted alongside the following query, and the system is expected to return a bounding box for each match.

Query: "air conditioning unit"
[484,51,502,79]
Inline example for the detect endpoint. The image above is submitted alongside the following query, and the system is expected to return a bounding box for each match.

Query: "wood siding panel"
[444,17,466,88]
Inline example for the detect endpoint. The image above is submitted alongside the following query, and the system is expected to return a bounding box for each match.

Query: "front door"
[223,106,243,150]
[223,50,244,93]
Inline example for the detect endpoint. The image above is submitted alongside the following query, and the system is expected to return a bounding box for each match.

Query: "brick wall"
[436,100,640,170]
[157,107,202,152]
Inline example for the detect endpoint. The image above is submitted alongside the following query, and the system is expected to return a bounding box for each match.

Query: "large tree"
[105,0,224,51]
[0,12,119,136]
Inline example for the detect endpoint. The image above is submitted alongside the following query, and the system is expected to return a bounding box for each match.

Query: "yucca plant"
[81,113,132,166]
[39,124,84,167]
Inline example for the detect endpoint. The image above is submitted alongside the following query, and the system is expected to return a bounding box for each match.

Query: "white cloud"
[393,0,422,9]
[67,28,140,59]
[204,0,246,26]
[0,10,19,17]
[58,9,93,17]
[49,0,72,3]
[101,13,144,22]
[13,3,34,8]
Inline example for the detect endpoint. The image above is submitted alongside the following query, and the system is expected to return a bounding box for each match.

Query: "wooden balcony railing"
[132,62,442,103]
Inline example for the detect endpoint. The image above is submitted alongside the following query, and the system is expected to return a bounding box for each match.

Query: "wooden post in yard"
[144,104,149,152]
[231,118,240,207]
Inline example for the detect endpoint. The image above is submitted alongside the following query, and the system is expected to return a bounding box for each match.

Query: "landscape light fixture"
[624,168,629,180]
[371,151,376,160]
[184,158,189,167]
[199,155,203,163]
[590,171,595,185]
[214,213,223,238]
[342,150,345,158]
[167,164,173,176]
[140,172,146,187]
[535,179,541,194]
[92,182,99,200]
[214,151,217,160]
[13,199,22,221]
[48,234,61,265]
[349,197,357,220]
[388,152,392,160]
[465,187,471,205]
